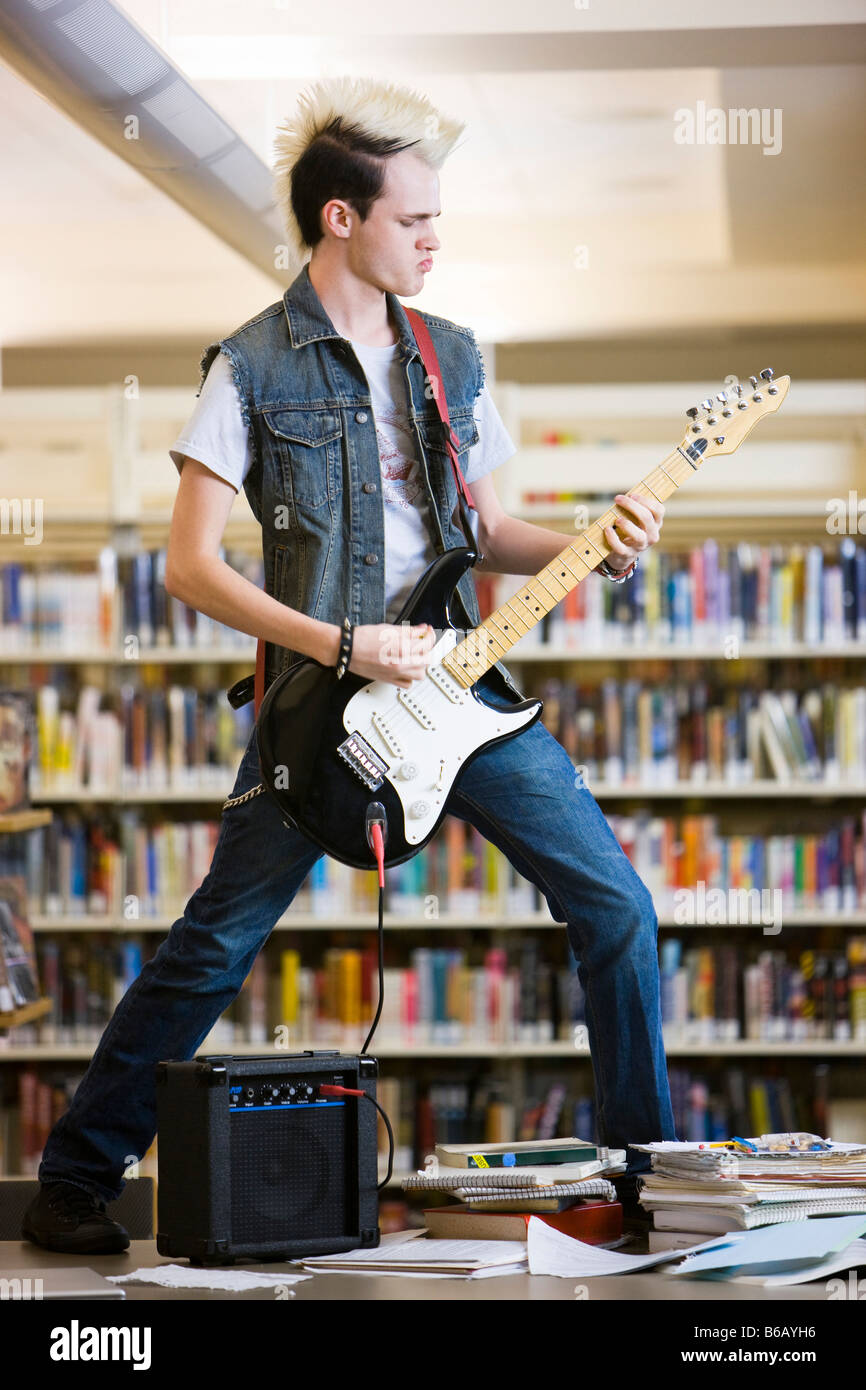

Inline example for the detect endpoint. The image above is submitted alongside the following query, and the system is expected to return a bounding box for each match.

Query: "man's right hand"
[346,622,437,689]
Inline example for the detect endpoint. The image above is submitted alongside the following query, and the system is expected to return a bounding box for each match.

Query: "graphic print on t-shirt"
[375,404,425,513]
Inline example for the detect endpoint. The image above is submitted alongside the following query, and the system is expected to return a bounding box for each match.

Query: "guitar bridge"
[337,731,389,791]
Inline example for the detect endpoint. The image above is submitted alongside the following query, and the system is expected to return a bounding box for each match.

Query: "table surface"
[0,1238,835,1300]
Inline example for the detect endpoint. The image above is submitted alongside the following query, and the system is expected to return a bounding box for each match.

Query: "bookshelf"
[1,375,865,1187]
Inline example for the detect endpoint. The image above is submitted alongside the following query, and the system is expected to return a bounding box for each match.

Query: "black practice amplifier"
[155,1050,380,1264]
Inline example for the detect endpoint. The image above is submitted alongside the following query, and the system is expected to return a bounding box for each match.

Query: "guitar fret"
[535,572,565,603]
[555,557,581,583]
[498,599,529,633]
[479,625,506,657]
[485,610,517,645]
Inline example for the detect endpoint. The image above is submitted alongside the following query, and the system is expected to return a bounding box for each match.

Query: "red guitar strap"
[251,309,479,713]
[403,305,478,529]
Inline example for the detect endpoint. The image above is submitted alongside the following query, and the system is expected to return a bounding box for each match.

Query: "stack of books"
[403,1139,626,1243]
[631,1137,866,1252]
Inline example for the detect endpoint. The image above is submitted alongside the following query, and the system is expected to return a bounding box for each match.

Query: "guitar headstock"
[678,369,790,461]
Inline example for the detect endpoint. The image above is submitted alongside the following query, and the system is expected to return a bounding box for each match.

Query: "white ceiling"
[0,0,863,348]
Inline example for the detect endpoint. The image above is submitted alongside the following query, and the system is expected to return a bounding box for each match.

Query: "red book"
[422,1199,623,1243]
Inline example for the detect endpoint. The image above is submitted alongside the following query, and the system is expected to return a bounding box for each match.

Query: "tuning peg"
[700,398,713,411]
[759,368,774,381]
[715,391,728,403]
[686,406,700,419]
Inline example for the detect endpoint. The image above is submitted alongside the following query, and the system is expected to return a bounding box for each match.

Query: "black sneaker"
[21,1180,130,1255]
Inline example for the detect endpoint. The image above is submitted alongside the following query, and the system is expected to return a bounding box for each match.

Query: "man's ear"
[320,197,353,241]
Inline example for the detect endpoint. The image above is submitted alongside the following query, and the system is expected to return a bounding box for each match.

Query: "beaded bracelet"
[335,616,354,679]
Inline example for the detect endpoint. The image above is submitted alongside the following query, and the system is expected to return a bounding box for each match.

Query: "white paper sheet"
[526,1217,727,1277]
[106,1265,311,1292]
[307,1262,529,1279]
[301,1235,528,1271]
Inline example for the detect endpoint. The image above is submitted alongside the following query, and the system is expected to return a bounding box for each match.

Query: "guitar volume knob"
[409,799,431,818]
[398,761,419,781]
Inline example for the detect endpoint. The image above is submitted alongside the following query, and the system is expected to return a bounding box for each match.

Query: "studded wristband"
[335,616,354,679]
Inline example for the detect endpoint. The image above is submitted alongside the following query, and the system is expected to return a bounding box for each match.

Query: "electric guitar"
[256,369,790,869]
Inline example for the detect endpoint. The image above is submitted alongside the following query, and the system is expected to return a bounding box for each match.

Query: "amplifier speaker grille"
[229,1105,351,1243]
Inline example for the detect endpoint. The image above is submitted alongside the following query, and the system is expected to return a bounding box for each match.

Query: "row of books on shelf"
[623,810,866,917]
[0,1061,847,1179]
[3,540,866,657]
[667,1065,830,1144]
[136,945,587,1051]
[494,538,866,648]
[29,683,254,793]
[540,677,866,785]
[11,676,866,797]
[660,940,866,1042]
[184,941,866,1048]
[8,934,866,1050]
[0,547,262,653]
[4,809,866,922]
[1,816,534,921]
[0,1067,160,1180]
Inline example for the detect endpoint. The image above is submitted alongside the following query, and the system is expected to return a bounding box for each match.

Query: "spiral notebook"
[404,1151,626,1191]
[652,1196,866,1233]
[403,1173,619,1194]
[453,1179,618,1208]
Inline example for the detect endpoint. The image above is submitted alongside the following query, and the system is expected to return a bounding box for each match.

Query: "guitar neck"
[440,443,701,688]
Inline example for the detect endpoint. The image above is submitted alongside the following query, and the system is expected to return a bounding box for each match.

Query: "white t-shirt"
[170,343,516,621]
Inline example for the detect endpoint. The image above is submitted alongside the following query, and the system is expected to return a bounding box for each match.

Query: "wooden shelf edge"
[0,809,53,834]
[0,997,53,1029]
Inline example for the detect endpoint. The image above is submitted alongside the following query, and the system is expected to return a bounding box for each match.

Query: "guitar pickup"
[397,689,436,730]
[427,663,466,705]
[336,732,389,791]
[371,710,405,758]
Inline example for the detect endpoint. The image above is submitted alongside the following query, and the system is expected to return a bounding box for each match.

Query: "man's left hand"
[602,491,665,571]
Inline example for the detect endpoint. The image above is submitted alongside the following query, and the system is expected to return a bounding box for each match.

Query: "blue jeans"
[39,668,676,1202]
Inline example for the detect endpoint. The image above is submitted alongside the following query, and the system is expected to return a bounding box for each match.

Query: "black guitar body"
[255,547,542,870]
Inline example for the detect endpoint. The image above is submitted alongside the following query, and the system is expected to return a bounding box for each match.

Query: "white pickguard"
[341,629,541,843]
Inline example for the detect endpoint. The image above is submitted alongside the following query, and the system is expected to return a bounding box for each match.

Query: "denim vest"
[197,263,520,698]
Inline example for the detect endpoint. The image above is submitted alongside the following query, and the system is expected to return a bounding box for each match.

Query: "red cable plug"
[319,1084,365,1098]
[370,822,385,888]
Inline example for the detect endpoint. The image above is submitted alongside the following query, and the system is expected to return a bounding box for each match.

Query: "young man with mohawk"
[24,75,675,1254]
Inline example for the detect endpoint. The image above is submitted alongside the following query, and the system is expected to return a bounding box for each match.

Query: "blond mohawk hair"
[272,75,465,261]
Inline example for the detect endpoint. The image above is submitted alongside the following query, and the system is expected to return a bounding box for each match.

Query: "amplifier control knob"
[409,799,430,819]
[298,1084,314,1101]
[267,1086,281,1102]
[282,1085,297,1101]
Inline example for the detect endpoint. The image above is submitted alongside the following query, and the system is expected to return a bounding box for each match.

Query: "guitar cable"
[333,800,393,1191]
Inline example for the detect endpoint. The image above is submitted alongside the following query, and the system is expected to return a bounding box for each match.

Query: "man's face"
[344,149,442,297]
